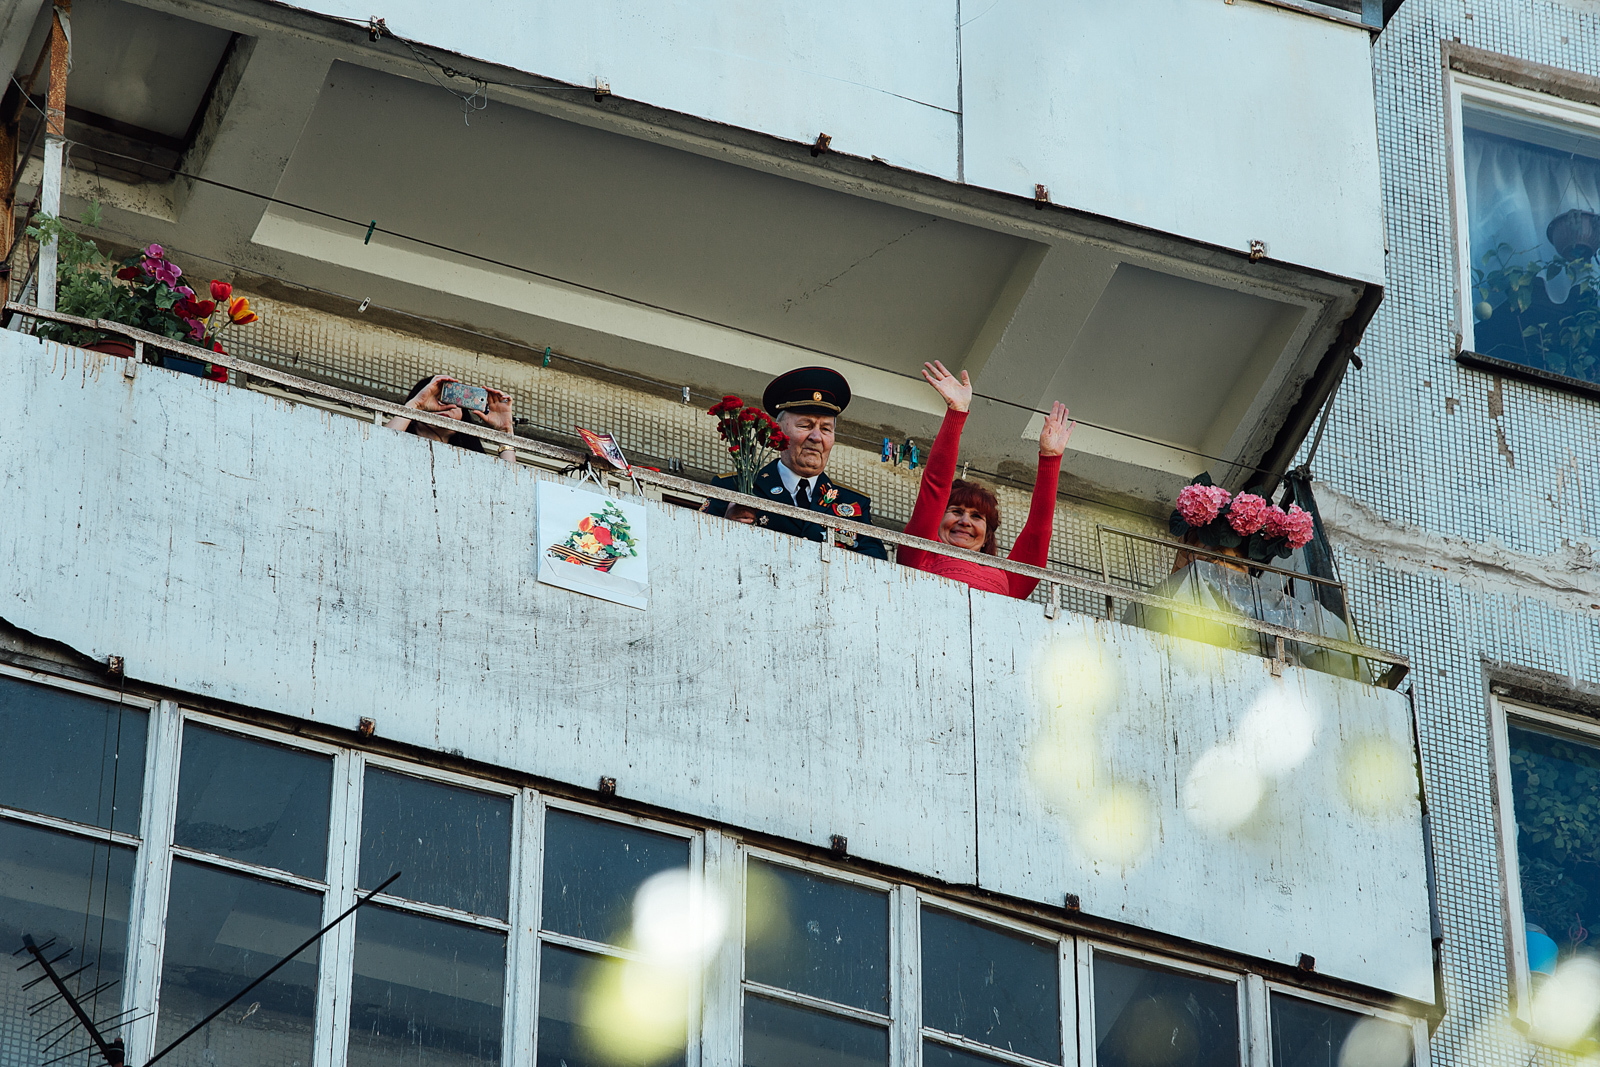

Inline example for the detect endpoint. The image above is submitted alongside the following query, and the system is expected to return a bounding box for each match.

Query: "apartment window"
[348,766,513,1067]
[155,723,332,1067]
[742,857,891,1067]
[1268,992,1413,1066]
[0,666,1425,1067]
[1453,76,1600,388]
[1090,951,1241,1067]
[534,806,695,1067]
[921,905,1063,1066]
[1506,719,1600,971]
[0,674,146,1067]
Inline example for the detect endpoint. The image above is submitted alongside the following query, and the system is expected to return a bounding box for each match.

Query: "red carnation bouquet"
[707,395,789,496]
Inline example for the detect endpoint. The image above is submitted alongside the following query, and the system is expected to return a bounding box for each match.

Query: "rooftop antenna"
[17,870,402,1067]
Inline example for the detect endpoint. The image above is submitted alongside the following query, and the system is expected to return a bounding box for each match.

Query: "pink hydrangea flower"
[1225,492,1270,535]
[1260,504,1315,549]
[1278,505,1315,549]
[1175,483,1231,527]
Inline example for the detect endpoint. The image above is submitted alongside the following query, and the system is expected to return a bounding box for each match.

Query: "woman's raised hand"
[921,360,973,413]
[482,387,514,433]
[1038,401,1075,457]
[408,375,461,418]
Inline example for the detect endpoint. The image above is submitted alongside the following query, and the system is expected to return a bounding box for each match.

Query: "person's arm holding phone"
[386,375,461,439]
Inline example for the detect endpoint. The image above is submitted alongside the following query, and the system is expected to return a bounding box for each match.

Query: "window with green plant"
[1462,100,1600,386]
[1507,721,1600,987]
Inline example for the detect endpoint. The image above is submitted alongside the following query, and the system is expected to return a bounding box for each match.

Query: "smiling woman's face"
[939,504,988,551]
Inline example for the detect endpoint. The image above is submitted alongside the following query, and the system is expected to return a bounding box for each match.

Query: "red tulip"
[210,280,232,302]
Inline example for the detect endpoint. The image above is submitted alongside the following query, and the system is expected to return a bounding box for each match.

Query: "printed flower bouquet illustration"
[547,500,640,573]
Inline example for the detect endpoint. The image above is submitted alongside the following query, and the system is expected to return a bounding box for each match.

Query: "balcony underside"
[16,0,1372,506]
[0,331,1430,1003]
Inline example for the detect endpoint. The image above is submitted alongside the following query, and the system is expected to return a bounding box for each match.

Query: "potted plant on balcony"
[1167,474,1315,568]
[23,209,255,381]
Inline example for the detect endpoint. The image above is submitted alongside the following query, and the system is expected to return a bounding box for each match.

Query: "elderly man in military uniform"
[706,367,887,560]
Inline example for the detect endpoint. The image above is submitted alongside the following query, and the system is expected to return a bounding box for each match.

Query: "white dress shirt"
[776,460,817,504]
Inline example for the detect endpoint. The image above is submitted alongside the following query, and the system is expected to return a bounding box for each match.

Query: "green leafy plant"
[1473,242,1600,382]
[1510,728,1600,958]
[24,206,197,347]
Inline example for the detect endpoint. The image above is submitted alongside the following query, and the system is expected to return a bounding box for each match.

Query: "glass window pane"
[745,860,889,1014]
[0,676,146,834]
[1463,103,1600,384]
[1269,995,1413,1067]
[921,907,1060,1062]
[359,769,512,919]
[541,809,690,944]
[154,859,322,1067]
[348,906,506,1067]
[1508,722,1600,969]
[923,1041,1016,1067]
[0,820,134,1067]
[535,943,688,1067]
[1093,955,1239,1067]
[743,994,888,1067]
[174,725,332,880]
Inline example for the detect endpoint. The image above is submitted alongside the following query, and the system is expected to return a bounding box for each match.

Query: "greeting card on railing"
[536,481,649,609]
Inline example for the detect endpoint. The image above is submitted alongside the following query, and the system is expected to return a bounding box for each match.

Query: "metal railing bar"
[8,304,1408,680]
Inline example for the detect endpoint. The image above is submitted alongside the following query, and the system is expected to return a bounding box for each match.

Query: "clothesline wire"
[42,217,1162,524]
[28,135,1289,481]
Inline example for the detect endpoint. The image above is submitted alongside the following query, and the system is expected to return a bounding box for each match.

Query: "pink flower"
[153,260,182,285]
[1278,505,1315,549]
[1260,505,1315,549]
[143,243,164,258]
[186,318,206,339]
[1225,492,1270,536]
[1175,483,1231,527]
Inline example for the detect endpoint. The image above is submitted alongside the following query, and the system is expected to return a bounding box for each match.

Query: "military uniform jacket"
[705,461,888,560]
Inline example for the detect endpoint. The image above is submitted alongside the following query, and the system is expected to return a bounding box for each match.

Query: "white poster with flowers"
[536,481,650,609]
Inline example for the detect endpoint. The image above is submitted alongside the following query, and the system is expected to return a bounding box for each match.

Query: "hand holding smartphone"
[440,381,490,413]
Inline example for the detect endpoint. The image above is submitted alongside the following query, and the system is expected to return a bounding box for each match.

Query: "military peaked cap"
[763,366,851,416]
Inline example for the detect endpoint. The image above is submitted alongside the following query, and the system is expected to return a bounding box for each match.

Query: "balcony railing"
[4,301,1410,687]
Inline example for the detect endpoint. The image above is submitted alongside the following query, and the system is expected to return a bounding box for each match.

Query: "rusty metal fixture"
[828,834,848,858]
[105,655,124,677]
[811,132,832,157]
[598,775,618,797]
[1249,239,1268,262]
[1297,953,1316,972]
[1034,183,1050,209]
[1547,208,1600,262]
[357,717,376,738]
[46,3,69,139]
[368,16,388,41]
[1064,893,1082,913]
[593,78,611,103]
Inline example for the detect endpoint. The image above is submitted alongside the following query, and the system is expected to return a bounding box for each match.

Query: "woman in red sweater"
[899,360,1074,599]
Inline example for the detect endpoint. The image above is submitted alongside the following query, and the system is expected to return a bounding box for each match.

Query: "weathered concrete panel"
[303,0,960,179]
[0,334,977,881]
[0,332,1434,997]
[961,0,1385,284]
[970,596,1433,1001]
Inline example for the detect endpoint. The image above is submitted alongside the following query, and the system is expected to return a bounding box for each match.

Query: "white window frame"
[1077,941,1249,1067]
[737,846,901,1064]
[915,895,1076,1067]
[1488,694,1600,1032]
[2,664,1434,1067]
[0,665,159,1064]
[1259,981,1431,1067]
[532,795,706,1067]
[1446,72,1600,360]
